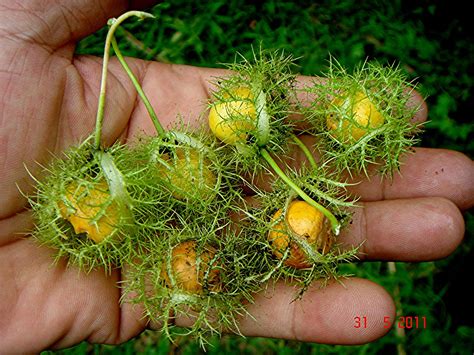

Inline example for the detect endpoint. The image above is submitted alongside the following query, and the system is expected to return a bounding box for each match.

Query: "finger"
[347,147,474,210]
[245,134,474,211]
[174,278,395,344]
[0,0,158,50]
[340,197,464,261]
[241,194,464,262]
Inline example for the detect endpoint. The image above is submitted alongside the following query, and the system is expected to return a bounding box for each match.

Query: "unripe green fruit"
[157,148,217,200]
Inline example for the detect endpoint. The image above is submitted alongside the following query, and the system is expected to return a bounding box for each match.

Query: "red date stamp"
[353,316,427,329]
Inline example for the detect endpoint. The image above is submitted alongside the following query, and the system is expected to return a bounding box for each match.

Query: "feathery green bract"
[122,222,260,347]
[304,59,423,177]
[29,138,168,273]
[237,163,359,292]
[209,47,298,176]
[121,128,268,345]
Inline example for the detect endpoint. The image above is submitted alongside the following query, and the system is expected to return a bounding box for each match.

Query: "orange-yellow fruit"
[208,86,257,144]
[161,240,221,294]
[268,200,332,268]
[158,148,217,200]
[327,91,384,141]
[58,180,119,243]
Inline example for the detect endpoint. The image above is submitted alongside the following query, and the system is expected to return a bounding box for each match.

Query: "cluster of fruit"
[28,12,421,343]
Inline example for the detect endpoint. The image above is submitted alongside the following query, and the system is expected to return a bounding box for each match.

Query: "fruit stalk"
[291,134,318,170]
[94,11,155,149]
[111,35,165,137]
[260,148,341,235]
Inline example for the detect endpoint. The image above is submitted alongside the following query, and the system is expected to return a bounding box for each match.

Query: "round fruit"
[208,87,257,145]
[157,148,217,200]
[161,240,221,293]
[268,200,332,268]
[58,180,119,243]
[326,91,384,141]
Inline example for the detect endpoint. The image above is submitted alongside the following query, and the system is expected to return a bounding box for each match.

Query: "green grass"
[47,1,474,354]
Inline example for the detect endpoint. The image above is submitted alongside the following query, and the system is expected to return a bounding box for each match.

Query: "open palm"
[1,1,473,353]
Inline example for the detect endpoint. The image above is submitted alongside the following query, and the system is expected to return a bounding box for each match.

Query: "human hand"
[1,1,473,353]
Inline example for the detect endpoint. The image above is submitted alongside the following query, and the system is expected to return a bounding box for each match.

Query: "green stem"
[260,148,340,235]
[291,134,318,170]
[111,35,165,137]
[94,11,155,150]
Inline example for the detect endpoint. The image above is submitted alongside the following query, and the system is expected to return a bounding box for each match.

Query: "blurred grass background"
[45,0,474,354]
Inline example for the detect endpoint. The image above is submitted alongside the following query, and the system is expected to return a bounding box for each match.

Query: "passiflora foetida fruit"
[268,200,333,268]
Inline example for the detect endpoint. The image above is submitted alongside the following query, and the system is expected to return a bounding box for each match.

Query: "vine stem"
[94,11,155,150]
[111,35,165,137]
[260,148,340,235]
[291,134,318,170]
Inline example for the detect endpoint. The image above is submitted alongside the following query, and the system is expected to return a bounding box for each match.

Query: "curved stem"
[94,11,155,149]
[291,134,318,170]
[260,148,340,235]
[111,35,165,137]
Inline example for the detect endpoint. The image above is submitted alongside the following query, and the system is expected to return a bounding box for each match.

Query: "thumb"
[0,0,158,50]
